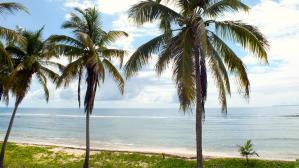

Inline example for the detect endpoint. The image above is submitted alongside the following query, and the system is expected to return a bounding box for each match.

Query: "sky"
[1,0,299,109]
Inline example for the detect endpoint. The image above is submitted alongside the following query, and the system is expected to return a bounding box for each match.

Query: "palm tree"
[0,8,29,155]
[0,27,60,168]
[124,1,269,167]
[238,140,259,164]
[50,7,127,168]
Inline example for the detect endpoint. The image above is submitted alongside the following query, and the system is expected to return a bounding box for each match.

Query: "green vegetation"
[0,143,295,168]
[238,140,259,164]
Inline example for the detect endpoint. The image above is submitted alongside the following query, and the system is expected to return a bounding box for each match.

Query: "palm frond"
[9,63,25,80]
[66,7,102,42]
[55,44,83,59]
[206,42,229,112]
[102,48,127,68]
[209,60,227,113]
[204,0,250,17]
[97,58,105,83]
[0,26,25,43]
[195,21,209,55]
[101,31,128,45]
[63,7,102,39]
[209,32,249,97]
[172,28,195,111]
[213,20,269,62]
[0,2,29,15]
[155,31,186,76]
[124,33,168,78]
[0,43,13,68]
[5,45,26,59]
[189,0,210,9]
[129,0,181,25]
[36,72,49,102]
[207,40,231,95]
[0,80,9,104]
[40,61,65,72]
[166,0,209,13]
[48,35,82,47]
[103,59,125,94]
[62,12,87,32]
[39,66,60,83]
[155,42,173,75]
[77,32,95,50]
[57,57,84,88]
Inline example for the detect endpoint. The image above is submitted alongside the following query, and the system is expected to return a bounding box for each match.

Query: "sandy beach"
[8,141,295,162]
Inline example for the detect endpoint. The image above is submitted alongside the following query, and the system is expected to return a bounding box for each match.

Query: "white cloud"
[64,0,94,9]
[63,0,138,14]
[64,0,178,15]
[95,0,138,15]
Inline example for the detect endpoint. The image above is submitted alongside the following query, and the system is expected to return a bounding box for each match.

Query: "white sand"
[8,141,295,161]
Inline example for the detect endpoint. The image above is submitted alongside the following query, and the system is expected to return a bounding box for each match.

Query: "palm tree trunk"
[83,111,90,168]
[78,67,82,108]
[0,97,22,168]
[193,28,204,168]
[83,64,98,168]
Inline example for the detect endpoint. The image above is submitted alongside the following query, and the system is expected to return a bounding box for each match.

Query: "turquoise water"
[0,107,298,160]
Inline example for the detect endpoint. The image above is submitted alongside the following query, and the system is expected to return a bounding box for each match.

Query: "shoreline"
[5,140,296,162]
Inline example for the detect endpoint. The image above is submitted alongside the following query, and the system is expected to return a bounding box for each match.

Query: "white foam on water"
[0,113,190,119]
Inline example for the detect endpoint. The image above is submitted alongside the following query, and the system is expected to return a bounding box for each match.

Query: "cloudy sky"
[1,0,299,109]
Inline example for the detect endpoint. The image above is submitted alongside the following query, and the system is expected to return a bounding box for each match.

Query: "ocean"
[0,106,298,160]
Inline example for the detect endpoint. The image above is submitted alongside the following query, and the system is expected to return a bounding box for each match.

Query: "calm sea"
[0,107,298,160]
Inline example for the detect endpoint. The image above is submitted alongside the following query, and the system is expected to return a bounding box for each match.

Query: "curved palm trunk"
[78,67,82,108]
[83,111,90,168]
[193,29,204,168]
[0,97,23,168]
[83,64,98,168]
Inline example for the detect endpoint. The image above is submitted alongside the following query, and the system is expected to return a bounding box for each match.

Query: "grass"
[0,143,296,168]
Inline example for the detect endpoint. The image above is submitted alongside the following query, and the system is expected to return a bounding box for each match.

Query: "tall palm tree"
[51,7,127,168]
[0,27,60,168]
[124,1,269,167]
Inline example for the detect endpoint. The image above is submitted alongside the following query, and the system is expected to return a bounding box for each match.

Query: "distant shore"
[6,141,295,162]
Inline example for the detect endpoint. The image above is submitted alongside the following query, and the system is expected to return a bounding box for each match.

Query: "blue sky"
[1,0,299,109]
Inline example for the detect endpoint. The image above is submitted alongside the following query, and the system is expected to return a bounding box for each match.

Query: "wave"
[280,115,299,118]
[0,113,190,119]
[0,113,51,117]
